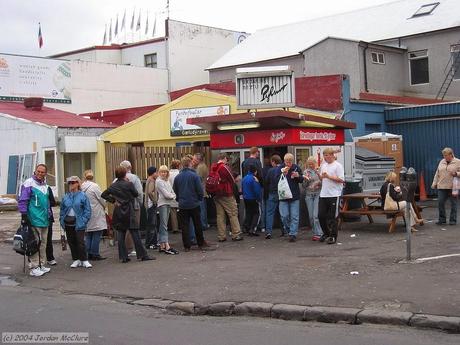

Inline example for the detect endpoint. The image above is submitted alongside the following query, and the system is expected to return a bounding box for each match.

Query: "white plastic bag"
[453,176,460,197]
[278,174,293,200]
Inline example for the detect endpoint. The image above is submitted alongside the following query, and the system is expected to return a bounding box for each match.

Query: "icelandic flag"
[38,23,43,48]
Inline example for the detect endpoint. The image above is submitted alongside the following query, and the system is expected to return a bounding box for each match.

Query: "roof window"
[411,2,440,17]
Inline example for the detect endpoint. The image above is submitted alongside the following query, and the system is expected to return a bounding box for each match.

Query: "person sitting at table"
[380,171,423,232]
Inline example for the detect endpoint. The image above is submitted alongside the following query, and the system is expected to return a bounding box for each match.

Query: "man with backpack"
[18,164,51,277]
[208,153,244,242]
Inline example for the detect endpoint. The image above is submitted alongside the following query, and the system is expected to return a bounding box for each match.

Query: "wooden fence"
[105,144,211,185]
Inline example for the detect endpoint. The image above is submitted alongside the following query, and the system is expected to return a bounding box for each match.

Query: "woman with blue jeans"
[156,165,179,255]
[81,170,107,260]
[302,156,323,241]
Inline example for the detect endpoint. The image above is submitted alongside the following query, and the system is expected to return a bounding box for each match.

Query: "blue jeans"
[258,196,265,230]
[305,193,323,237]
[145,206,158,247]
[200,198,208,230]
[85,230,103,256]
[158,205,171,243]
[279,199,300,237]
[265,193,279,235]
[438,189,457,224]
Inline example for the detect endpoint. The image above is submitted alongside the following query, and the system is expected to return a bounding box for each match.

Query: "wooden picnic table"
[338,192,423,233]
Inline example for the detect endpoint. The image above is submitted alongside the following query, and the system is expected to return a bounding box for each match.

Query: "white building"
[0,53,169,115]
[51,19,249,93]
[0,100,115,199]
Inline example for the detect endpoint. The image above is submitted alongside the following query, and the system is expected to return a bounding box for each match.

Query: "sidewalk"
[1,201,459,320]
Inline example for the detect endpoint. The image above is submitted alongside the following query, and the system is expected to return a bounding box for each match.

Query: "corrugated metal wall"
[385,102,460,195]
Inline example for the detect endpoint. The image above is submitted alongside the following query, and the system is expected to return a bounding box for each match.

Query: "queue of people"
[18,146,458,278]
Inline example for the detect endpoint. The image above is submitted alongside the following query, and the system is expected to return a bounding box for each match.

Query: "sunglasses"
[68,181,78,185]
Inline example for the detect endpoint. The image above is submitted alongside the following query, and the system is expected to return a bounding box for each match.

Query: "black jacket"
[102,179,138,231]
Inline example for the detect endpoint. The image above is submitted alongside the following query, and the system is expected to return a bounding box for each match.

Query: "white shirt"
[320,160,344,197]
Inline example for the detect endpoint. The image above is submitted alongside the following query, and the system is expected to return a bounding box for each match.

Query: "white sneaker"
[70,260,81,268]
[30,267,45,277]
[128,251,137,257]
[40,266,51,273]
[47,260,57,266]
[81,261,92,268]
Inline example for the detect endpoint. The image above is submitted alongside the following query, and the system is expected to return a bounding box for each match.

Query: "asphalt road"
[0,286,458,345]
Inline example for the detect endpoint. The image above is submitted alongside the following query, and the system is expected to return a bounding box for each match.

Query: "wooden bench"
[338,207,405,233]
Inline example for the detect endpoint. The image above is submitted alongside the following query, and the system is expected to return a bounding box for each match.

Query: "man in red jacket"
[212,153,244,242]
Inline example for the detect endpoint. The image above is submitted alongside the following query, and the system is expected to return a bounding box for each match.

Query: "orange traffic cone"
[419,172,427,201]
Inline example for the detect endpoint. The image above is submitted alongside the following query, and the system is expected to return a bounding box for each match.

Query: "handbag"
[278,174,293,200]
[60,229,67,251]
[384,183,399,211]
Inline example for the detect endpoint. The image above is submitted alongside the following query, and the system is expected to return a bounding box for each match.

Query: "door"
[7,155,19,194]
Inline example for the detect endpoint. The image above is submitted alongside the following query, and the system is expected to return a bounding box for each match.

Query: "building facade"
[208,0,460,101]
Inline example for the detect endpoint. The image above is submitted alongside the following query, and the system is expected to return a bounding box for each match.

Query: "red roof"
[81,104,163,126]
[358,92,445,105]
[0,102,116,128]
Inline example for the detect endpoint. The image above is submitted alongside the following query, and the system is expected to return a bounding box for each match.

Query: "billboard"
[0,54,71,104]
[170,105,230,137]
[236,66,295,110]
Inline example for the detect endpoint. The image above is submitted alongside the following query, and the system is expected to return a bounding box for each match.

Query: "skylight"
[411,2,440,17]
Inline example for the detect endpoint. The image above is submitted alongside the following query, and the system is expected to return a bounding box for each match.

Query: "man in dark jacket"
[264,155,282,239]
[278,153,304,242]
[173,156,212,251]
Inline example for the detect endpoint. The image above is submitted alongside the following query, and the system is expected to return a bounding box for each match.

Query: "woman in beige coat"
[432,147,460,225]
[81,170,108,260]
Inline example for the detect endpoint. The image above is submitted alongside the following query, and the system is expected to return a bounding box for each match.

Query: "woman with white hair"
[81,170,107,260]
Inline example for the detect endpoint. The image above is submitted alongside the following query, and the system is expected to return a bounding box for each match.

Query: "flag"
[114,14,119,37]
[130,9,135,30]
[38,23,43,48]
[145,14,149,35]
[152,16,156,37]
[109,19,112,42]
[136,10,141,31]
[103,25,107,45]
[121,9,126,31]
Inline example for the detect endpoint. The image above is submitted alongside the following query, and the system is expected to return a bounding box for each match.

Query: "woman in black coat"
[101,167,154,263]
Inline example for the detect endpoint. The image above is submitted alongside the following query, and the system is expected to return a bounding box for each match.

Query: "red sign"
[210,128,344,149]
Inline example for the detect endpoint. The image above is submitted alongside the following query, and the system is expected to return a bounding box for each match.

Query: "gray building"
[208,0,460,101]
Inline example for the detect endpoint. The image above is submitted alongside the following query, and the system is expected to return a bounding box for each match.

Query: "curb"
[127,298,460,333]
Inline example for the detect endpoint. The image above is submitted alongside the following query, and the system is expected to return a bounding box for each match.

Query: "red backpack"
[206,163,222,195]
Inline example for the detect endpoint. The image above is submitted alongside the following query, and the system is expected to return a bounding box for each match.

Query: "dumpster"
[342,178,363,221]
[355,146,396,193]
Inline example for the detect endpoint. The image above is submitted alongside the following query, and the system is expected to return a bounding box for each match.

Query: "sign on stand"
[236,66,295,109]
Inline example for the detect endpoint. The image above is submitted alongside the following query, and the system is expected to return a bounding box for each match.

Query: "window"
[371,52,385,64]
[144,53,157,68]
[411,2,439,17]
[451,45,460,80]
[365,123,382,133]
[409,50,429,85]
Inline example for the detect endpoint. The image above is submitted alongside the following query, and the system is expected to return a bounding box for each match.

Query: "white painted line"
[415,253,460,263]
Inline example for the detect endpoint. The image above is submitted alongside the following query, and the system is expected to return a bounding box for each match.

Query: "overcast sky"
[1,0,397,57]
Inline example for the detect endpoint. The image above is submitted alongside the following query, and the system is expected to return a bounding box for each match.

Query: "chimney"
[24,97,44,111]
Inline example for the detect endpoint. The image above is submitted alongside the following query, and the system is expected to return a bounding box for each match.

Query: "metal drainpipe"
[362,42,369,92]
